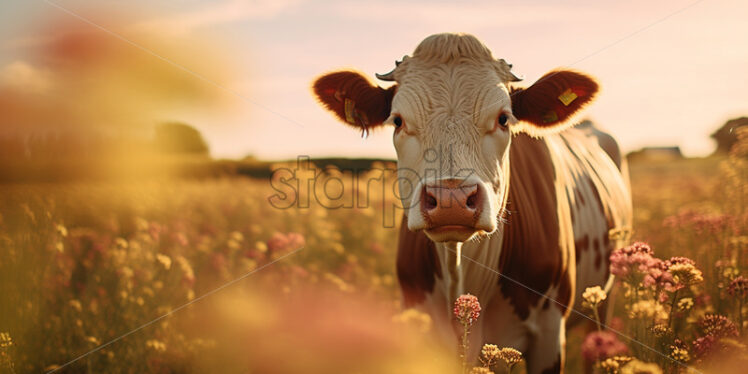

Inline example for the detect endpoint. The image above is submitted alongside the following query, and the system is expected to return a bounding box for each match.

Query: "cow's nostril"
[466,193,477,210]
[425,192,438,210]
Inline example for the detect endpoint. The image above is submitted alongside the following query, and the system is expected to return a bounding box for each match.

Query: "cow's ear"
[510,70,598,136]
[313,71,396,133]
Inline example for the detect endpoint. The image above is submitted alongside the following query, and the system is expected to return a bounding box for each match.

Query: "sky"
[1,0,746,159]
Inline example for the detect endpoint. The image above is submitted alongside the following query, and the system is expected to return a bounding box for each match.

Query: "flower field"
[1,133,747,373]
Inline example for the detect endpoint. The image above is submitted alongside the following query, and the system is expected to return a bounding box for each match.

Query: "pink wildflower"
[697,314,738,339]
[286,232,305,249]
[663,210,736,235]
[454,294,481,326]
[211,252,226,271]
[148,222,162,241]
[267,232,305,254]
[267,232,290,252]
[665,257,695,267]
[727,276,748,298]
[692,335,716,359]
[581,331,629,362]
[610,242,666,288]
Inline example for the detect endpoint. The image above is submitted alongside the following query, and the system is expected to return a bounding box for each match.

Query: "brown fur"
[575,235,589,265]
[312,71,395,132]
[499,135,572,320]
[396,216,442,307]
[511,71,598,130]
[540,354,562,374]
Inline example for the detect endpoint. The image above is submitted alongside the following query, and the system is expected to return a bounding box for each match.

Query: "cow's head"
[313,33,598,243]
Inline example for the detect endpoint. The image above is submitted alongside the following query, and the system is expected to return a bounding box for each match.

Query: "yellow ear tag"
[344,98,356,124]
[542,111,559,123]
[558,88,578,106]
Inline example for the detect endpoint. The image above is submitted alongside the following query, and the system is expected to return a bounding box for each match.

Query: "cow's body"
[397,127,632,373]
[313,33,633,374]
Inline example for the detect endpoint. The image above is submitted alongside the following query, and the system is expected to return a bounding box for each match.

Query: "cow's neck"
[433,224,505,309]
[432,161,511,309]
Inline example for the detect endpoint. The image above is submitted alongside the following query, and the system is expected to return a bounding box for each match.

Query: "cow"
[312,33,632,374]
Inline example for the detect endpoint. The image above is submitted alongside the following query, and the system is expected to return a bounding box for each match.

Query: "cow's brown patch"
[555,270,573,316]
[313,71,396,132]
[540,353,562,374]
[574,235,589,265]
[581,175,616,273]
[499,135,570,320]
[396,215,442,307]
[602,233,611,278]
[575,187,586,205]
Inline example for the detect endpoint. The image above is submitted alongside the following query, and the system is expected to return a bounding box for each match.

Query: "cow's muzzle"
[420,179,489,242]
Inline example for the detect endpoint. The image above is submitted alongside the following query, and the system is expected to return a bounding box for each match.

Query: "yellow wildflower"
[627,300,667,321]
[599,358,620,374]
[115,238,128,249]
[499,347,523,366]
[480,344,501,367]
[669,345,689,362]
[55,224,68,237]
[156,254,172,270]
[470,367,493,374]
[255,241,268,253]
[598,356,633,374]
[69,299,82,312]
[120,267,134,279]
[582,286,607,309]
[668,263,703,286]
[146,339,167,352]
[650,324,670,337]
[0,332,12,348]
[230,231,244,242]
[620,359,663,374]
[677,298,693,311]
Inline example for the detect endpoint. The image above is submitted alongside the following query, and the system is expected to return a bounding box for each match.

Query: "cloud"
[2,35,55,51]
[0,61,52,94]
[133,0,306,36]
[0,17,238,136]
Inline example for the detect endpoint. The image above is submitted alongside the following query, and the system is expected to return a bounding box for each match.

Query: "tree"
[712,117,748,155]
[153,122,209,156]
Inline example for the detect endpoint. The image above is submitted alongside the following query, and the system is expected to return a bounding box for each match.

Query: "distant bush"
[154,122,209,156]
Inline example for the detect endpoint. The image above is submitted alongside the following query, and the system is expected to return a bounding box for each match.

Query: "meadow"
[0,132,746,374]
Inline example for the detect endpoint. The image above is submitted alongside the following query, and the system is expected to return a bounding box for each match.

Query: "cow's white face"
[313,33,599,244]
[387,59,515,242]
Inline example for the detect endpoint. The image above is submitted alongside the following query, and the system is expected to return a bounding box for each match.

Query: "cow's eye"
[393,115,404,128]
[497,113,509,128]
